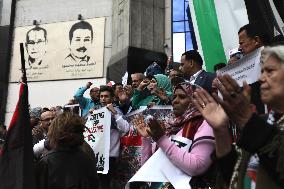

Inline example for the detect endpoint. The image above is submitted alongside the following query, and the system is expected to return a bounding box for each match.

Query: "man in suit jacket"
[179,50,216,93]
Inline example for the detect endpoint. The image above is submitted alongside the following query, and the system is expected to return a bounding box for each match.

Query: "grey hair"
[261,45,284,66]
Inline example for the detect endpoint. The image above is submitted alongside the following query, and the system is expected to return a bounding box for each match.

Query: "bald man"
[32,111,55,145]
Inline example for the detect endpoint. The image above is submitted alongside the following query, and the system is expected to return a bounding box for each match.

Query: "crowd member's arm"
[151,88,171,105]
[237,114,278,152]
[132,80,151,109]
[114,115,130,133]
[149,119,215,176]
[134,115,154,164]
[117,91,131,114]
[237,114,284,186]
[193,87,237,184]
[73,82,92,108]
[210,74,284,186]
[107,104,130,134]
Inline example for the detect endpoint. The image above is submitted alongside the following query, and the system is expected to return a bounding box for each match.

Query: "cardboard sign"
[217,47,263,86]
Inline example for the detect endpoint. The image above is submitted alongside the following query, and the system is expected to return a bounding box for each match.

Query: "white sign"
[84,107,111,174]
[126,136,192,189]
[217,48,263,86]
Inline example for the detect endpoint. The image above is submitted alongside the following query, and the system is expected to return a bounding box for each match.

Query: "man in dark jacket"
[179,50,216,93]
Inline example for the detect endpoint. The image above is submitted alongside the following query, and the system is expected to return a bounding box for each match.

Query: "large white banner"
[84,107,111,174]
[217,47,263,86]
[126,135,192,189]
[10,17,105,82]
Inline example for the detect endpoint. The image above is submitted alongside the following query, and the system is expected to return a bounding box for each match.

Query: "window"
[172,0,197,62]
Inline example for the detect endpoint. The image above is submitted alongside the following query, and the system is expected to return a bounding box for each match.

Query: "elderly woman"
[134,82,215,188]
[132,74,172,110]
[35,112,99,189]
[193,45,284,188]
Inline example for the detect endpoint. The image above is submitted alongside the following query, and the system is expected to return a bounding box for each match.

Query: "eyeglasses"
[27,40,46,46]
[41,117,54,122]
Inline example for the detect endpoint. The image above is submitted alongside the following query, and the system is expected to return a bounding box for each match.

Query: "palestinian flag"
[0,83,35,189]
[188,0,284,72]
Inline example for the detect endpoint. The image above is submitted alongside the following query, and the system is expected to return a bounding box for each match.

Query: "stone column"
[107,0,167,83]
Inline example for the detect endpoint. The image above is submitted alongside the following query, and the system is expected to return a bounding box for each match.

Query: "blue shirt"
[74,86,100,117]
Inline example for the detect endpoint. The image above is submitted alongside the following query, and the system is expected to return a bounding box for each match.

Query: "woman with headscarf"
[193,45,284,188]
[132,74,172,110]
[134,82,215,188]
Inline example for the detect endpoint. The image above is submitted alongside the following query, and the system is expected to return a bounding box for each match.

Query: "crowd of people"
[1,23,284,189]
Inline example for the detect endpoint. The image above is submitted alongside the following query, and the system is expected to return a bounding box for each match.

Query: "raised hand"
[152,88,168,102]
[86,82,93,88]
[193,87,232,158]
[132,115,150,137]
[147,119,165,141]
[214,75,252,129]
[138,79,150,91]
[193,88,229,131]
[106,103,117,115]
[118,91,129,104]
[32,127,45,139]
[124,85,133,97]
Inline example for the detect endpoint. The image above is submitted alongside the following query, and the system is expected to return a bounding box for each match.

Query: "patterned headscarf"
[167,82,203,136]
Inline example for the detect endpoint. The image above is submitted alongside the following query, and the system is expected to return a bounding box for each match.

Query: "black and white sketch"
[64,21,95,65]
[10,17,105,82]
[25,26,48,68]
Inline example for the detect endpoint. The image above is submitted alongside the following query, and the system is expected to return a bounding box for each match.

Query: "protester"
[132,74,172,109]
[98,86,130,189]
[34,112,100,189]
[179,50,216,93]
[74,82,100,117]
[131,73,145,89]
[113,83,132,114]
[193,45,284,188]
[50,106,63,116]
[167,69,179,80]
[42,107,50,112]
[32,111,55,145]
[134,82,215,188]
[238,23,270,56]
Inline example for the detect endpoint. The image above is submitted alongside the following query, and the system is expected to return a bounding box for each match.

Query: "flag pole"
[20,43,27,84]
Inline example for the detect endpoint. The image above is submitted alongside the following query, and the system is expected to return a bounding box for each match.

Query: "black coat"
[35,147,100,189]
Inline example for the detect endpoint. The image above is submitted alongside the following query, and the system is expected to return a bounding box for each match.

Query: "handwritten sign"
[217,47,263,86]
[84,107,111,174]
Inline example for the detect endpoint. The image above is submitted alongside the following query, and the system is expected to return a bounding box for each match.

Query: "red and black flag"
[0,82,35,189]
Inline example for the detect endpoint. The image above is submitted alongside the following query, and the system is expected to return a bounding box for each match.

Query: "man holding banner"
[84,85,130,189]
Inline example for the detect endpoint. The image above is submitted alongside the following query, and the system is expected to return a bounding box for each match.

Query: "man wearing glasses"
[32,111,55,145]
[25,26,48,68]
